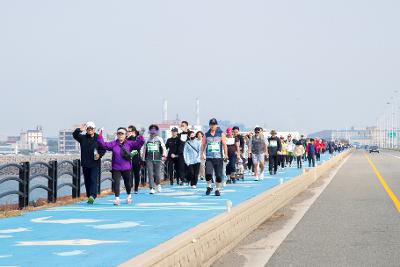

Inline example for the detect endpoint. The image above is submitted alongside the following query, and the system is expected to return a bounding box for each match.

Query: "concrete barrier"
[121,150,353,267]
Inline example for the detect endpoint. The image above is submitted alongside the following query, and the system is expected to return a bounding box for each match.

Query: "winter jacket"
[177,131,190,155]
[183,139,201,165]
[268,136,282,156]
[294,145,305,157]
[127,135,144,163]
[72,128,106,168]
[166,136,180,159]
[306,143,317,156]
[143,136,167,161]
[286,140,295,154]
[280,142,288,155]
[97,135,145,171]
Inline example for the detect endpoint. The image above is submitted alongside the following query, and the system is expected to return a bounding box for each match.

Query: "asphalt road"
[215,150,400,267]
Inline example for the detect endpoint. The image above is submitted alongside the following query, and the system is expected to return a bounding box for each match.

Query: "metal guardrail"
[0,159,116,209]
[0,158,169,209]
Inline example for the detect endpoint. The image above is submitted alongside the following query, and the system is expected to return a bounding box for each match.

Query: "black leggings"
[112,170,131,197]
[131,160,141,192]
[269,154,279,174]
[287,154,294,165]
[279,155,286,168]
[177,156,188,184]
[187,163,200,186]
[296,156,302,168]
[167,158,179,183]
[206,158,224,183]
[308,155,316,167]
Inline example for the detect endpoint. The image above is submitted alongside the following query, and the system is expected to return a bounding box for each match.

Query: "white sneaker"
[254,176,259,181]
[126,197,132,205]
[149,188,155,194]
[156,185,162,193]
[260,172,264,180]
[113,199,120,206]
[191,185,197,189]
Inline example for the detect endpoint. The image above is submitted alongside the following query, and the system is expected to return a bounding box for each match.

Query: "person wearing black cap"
[201,118,228,196]
[177,121,190,185]
[267,130,282,175]
[166,127,180,185]
[127,125,144,194]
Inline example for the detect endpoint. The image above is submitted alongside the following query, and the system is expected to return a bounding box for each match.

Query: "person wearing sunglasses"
[248,127,267,181]
[97,127,145,205]
[72,121,106,204]
[143,124,167,194]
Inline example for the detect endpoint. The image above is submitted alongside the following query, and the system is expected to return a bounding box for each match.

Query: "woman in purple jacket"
[97,127,145,205]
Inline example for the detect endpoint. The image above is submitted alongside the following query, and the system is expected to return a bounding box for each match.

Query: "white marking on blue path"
[88,221,140,230]
[136,202,217,207]
[15,239,128,246]
[0,228,30,234]
[31,216,102,224]
[53,250,86,256]
[0,255,12,258]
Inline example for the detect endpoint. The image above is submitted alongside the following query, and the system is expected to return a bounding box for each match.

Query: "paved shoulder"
[267,151,400,267]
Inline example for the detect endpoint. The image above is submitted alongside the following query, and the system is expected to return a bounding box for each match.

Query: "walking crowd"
[73,119,348,205]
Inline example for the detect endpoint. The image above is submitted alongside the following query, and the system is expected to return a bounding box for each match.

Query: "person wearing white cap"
[72,121,106,204]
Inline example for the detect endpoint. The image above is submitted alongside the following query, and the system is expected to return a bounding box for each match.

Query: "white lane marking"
[388,154,400,160]
[15,239,128,246]
[158,191,197,196]
[44,207,226,212]
[87,221,140,230]
[0,228,30,234]
[136,202,217,207]
[0,255,12,258]
[174,196,202,199]
[0,235,13,239]
[236,154,352,267]
[31,217,102,224]
[53,250,86,256]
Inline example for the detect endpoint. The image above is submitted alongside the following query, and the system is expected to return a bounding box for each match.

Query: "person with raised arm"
[97,127,145,205]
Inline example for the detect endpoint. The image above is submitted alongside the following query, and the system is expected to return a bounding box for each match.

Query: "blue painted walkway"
[0,154,335,267]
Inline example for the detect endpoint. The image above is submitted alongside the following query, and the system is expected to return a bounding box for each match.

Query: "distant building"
[18,126,48,153]
[58,129,79,154]
[6,136,20,144]
[0,144,18,155]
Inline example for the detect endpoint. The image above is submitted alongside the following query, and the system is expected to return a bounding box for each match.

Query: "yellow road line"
[364,153,400,213]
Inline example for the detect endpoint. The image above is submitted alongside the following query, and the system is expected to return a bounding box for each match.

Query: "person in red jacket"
[315,138,323,162]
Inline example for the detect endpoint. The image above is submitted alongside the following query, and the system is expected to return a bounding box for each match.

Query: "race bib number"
[269,140,278,147]
[226,138,235,145]
[180,134,187,142]
[207,141,221,153]
[147,143,159,153]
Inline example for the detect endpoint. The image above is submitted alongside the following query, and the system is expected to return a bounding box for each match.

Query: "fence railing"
[0,159,113,209]
[0,158,170,209]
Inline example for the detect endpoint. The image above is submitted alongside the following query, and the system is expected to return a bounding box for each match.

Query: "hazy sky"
[1,0,399,136]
